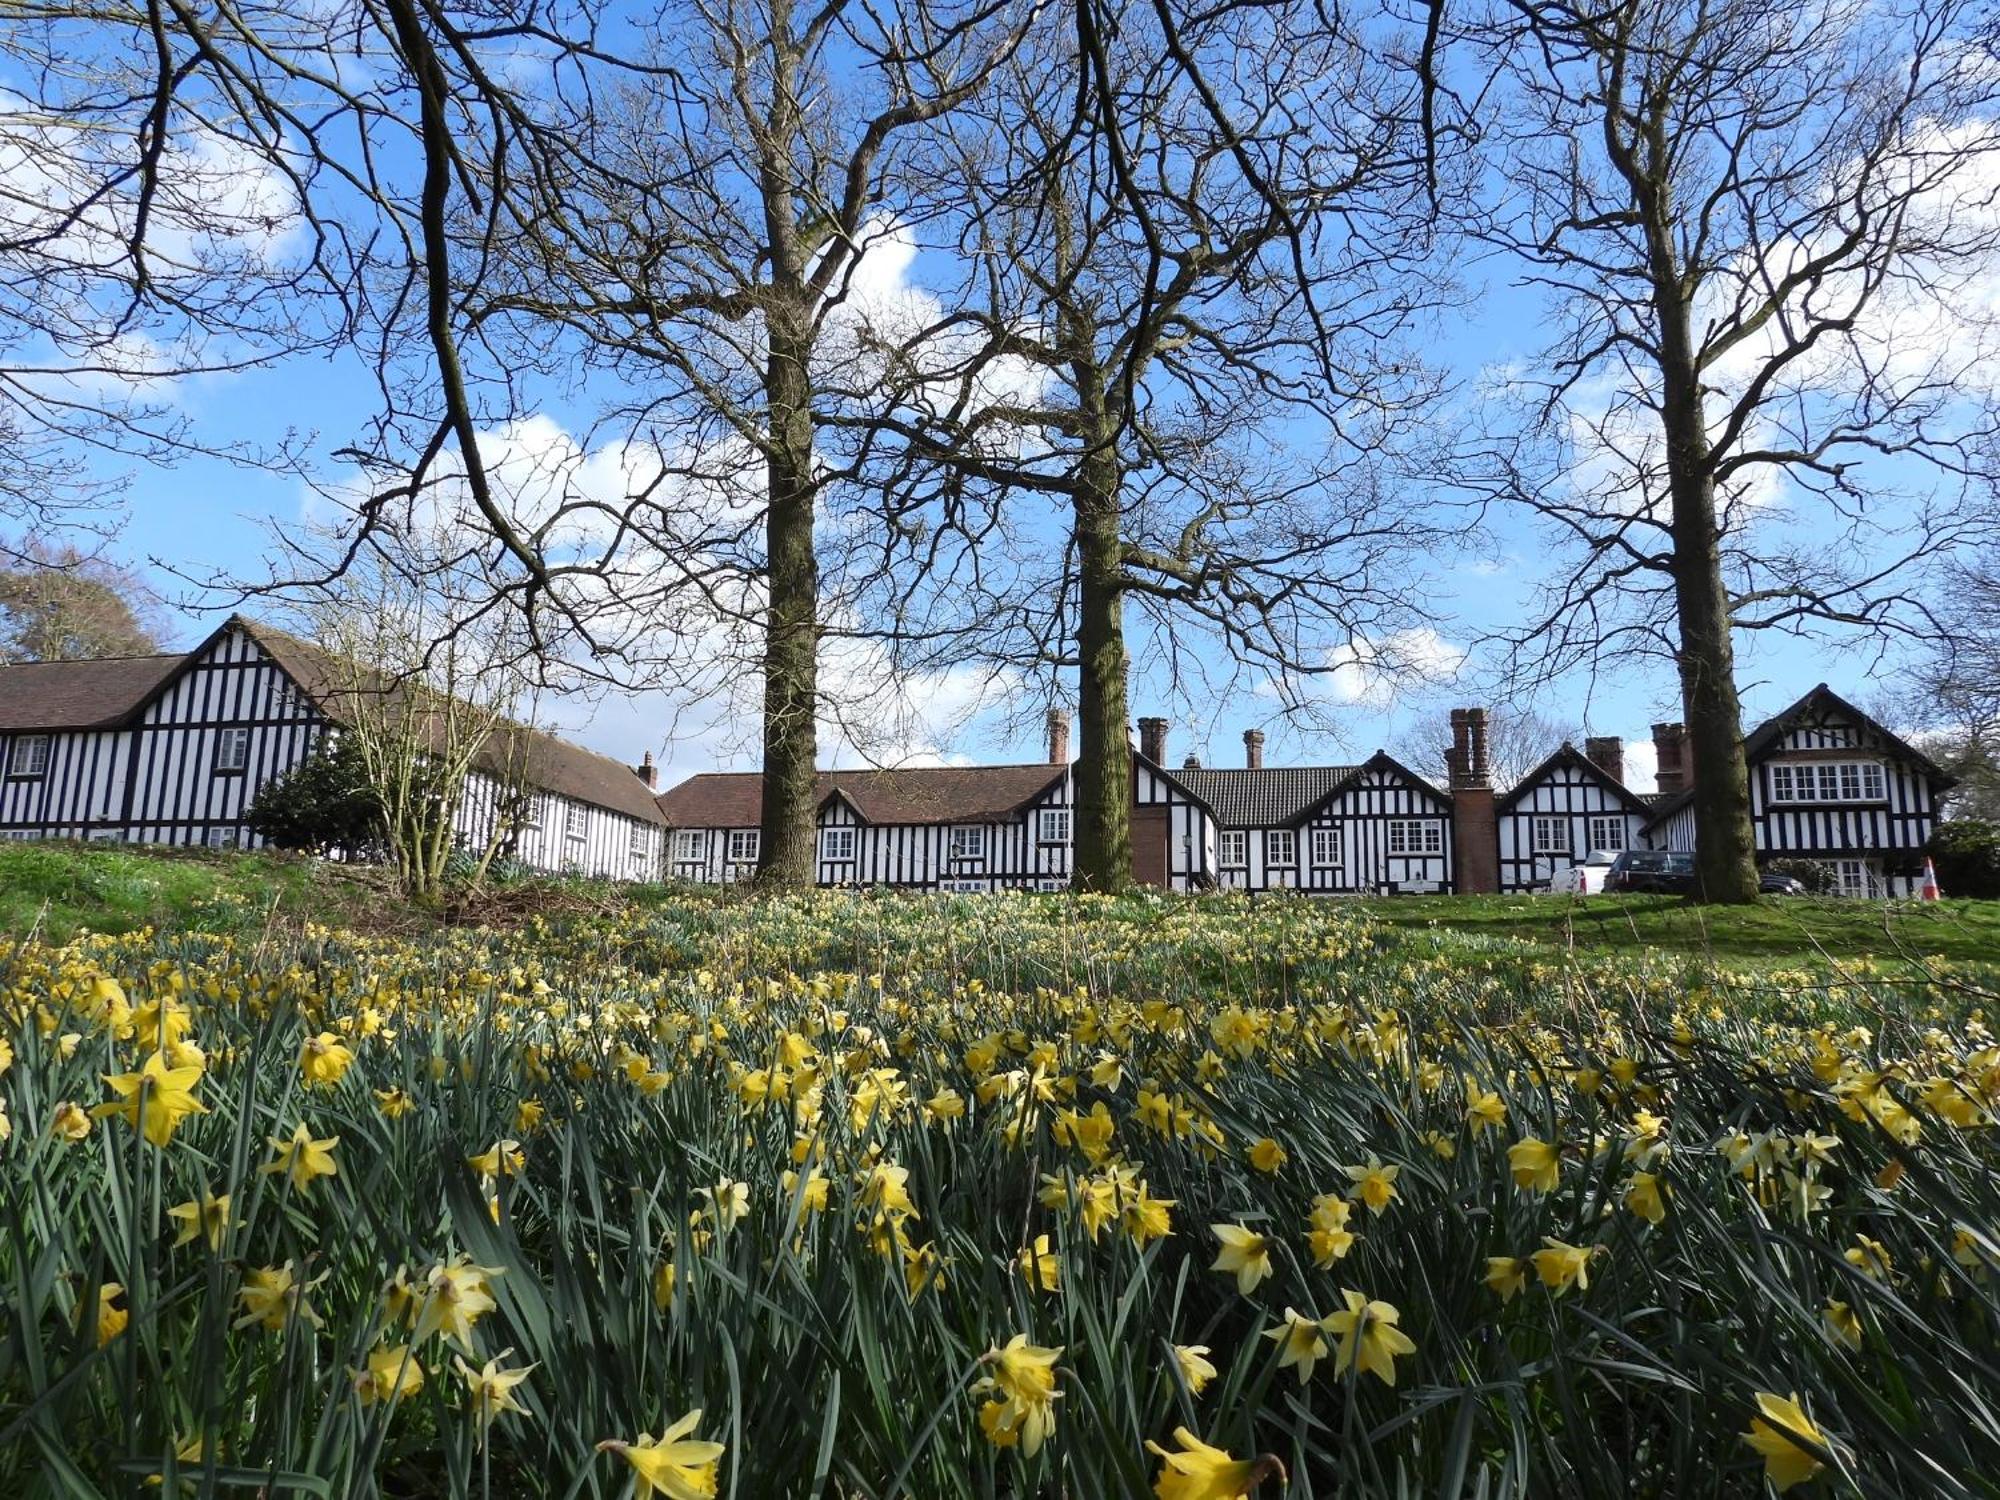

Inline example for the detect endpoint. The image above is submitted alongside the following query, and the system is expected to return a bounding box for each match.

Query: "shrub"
[245,736,385,858]
[1927,818,2000,898]
[1762,857,1840,894]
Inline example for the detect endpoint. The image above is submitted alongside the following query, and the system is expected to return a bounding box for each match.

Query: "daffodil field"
[2,891,1997,1498]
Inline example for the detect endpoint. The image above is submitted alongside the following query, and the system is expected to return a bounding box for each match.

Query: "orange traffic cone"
[1919,857,1942,902]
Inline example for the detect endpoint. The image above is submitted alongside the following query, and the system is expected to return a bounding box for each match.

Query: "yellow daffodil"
[1263,1306,1330,1384]
[1209,1224,1273,1295]
[1742,1391,1835,1492]
[1146,1427,1285,1500]
[601,1410,725,1499]
[454,1350,535,1439]
[1531,1237,1595,1295]
[352,1343,425,1406]
[1018,1234,1061,1292]
[1343,1156,1400,1213]
[167,1186,231,1250]
[1173,1344,1218,1397]
[1508,1137,1560,1193]
[299,1031,355,1087]
[1322,1288,1416,1386]
[95,1052,207,1148]
[263,1124,340,1192]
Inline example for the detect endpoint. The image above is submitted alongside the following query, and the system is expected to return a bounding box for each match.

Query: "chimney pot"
[1584,735,1625,786]
[1183,753,1202,770]
[1137,716,1168,765]
[634,751,659,791]
[1045,707,1071,766]
[1243,728,1265,770]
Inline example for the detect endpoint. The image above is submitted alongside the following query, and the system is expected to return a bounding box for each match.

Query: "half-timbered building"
[655,712,1212,890]
[1173,747,1457,894]
[1638,685,1949,896]
[1495,738,1654,893]
[0,616,666,879]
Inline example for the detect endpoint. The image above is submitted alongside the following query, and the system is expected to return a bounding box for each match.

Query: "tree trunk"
[1072,434,1131,893]
[1657,300,1760,904]
[757,304,821,888]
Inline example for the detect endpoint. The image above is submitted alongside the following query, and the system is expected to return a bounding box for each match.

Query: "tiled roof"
[657,763,1068,829]
[1170,765,1358,828]
[0,653,182,730]
[236,621,667,825]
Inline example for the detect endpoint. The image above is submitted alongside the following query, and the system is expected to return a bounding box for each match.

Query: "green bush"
[1926,818,2000,898]
[246,736,385,858]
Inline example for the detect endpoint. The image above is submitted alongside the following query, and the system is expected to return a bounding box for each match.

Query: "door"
[1132,805,1171,887]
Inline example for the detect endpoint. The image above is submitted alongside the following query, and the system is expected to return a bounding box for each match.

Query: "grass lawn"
[1362,890,2000,967]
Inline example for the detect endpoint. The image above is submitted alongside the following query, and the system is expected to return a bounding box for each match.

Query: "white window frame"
[629,824,650,860]
[205,825,242,850]
[949,824,987,860]
[1387,818,1443,856]
[214,727,251,773]
[1220,830,1247,867]
[1826,858,1873,897]
[1530,815,1569,854]
[9,734,50,778]
[939,878,987,893]
[820,826,856,863]
[726,828,760,864]
[1585,814,1627,854]
[1310,826,1341,868]
[1037,807,1071,844]
[673,830,707,863]
[1266,828,1297,866]
[564,803,588,841]
[1768,761,1888,804]
[1033,877,1068,892]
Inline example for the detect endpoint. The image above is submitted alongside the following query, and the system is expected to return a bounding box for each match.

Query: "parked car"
[1550,849,1621,894]
[1603,849,1697,894]
[1759,872,1809,896]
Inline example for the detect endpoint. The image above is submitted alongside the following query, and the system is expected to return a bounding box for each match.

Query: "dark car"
[1759,873,1809,896]
[1603,849,1697,894]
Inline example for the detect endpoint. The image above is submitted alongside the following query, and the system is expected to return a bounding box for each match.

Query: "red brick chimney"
[633,751,659,791]
[1652,722,1688,795]
[1584,735,1625,786]
[1046,708,1071,766]
[1243,728,1265,769]
[1448,707,1498,893]
[1137,716,1168,764]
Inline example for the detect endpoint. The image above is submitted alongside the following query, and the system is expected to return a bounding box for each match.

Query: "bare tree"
[1443,0,2000,902]
[326,0,1039,888]
[846,0,1456,889]
[1905,544,2000,817]
[293,554,540,902]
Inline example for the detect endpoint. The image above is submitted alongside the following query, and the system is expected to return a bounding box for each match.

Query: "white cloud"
[1324,628,1469,708]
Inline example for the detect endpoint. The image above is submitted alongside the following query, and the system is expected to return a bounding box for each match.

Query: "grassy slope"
[1364,890,2000,967]
[0,842,381,944]
[2,841,1995,969]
